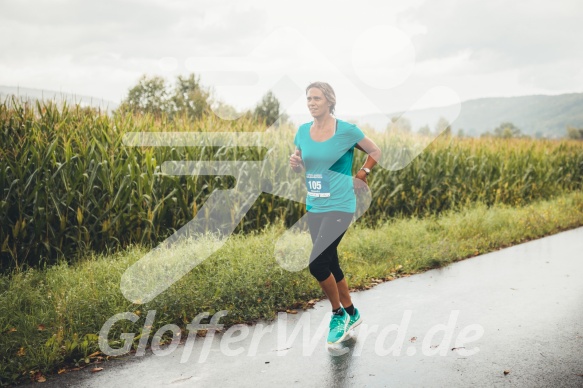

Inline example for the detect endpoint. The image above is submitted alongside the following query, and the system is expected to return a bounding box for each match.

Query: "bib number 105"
[306,173,330,197]
[308,181,322,190]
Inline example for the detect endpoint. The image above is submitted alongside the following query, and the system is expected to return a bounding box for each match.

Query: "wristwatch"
[360,167,371,176]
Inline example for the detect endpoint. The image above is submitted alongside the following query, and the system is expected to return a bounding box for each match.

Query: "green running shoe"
[347,308,362,331]
[327,308,349,344]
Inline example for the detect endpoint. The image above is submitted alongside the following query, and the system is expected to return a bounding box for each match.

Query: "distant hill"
[0,85,118,113]
[327,93,582,139]
[399,93,583,138]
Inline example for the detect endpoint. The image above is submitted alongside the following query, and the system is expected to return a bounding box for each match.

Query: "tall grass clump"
[364,135,583,219]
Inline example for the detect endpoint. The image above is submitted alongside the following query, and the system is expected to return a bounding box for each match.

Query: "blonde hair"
[306,82,336,114]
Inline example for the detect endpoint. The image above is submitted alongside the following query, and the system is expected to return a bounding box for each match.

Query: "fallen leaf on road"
[503,370,510,375]
[410,337,417,343]
[31,371,45,382]
[91,367,103,373]
[170,376,192,384]
[286,309,297,314]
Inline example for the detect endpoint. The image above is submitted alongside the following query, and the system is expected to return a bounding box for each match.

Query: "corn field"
[1,99,582,270]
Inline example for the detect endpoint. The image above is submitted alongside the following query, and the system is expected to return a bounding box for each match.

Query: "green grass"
[1,191,583,385]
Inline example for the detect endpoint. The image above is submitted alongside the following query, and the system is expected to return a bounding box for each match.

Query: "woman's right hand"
[289,149,303,171]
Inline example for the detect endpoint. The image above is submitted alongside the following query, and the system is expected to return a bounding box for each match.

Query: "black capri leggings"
[307,211,354,282]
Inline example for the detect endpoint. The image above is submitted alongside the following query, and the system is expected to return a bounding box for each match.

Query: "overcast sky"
[1,0,582,118]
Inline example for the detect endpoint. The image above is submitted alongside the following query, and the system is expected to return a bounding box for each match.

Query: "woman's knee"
[309,261,331,282]
[331,268,344,283]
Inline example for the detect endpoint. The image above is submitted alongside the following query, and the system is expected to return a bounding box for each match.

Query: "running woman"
[289,82,381,344]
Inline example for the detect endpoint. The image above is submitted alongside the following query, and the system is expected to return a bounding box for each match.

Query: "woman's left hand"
[354,170,369,193]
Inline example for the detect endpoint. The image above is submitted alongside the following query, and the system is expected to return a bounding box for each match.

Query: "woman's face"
[306,87,330,117]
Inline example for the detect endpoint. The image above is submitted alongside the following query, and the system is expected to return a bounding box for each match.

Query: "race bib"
[306,172,330,197]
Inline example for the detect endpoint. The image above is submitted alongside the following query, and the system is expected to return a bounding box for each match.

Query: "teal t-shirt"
[293,119,365,213]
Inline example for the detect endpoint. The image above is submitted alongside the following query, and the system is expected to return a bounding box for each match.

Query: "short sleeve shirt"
[293,119,365,213]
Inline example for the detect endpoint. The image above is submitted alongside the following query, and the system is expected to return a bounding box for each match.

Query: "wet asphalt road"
[23,227,583,387]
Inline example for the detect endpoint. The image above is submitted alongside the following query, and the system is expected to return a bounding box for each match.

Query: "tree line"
[119,74,582,139]
[117,73,287,127]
